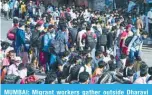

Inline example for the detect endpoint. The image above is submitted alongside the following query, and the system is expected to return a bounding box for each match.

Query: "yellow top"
[21,4,26,13]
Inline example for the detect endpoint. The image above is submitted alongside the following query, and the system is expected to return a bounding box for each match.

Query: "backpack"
[51,31,65,54]
[65,12,71,21]
[30,30,40,47]
[2,74,20,84]
[116,33,122,47]
[125,36,134,47]
[133,36,142,47]
[85,32,96,49]
[68,28,78,45]
[21,75,38,84]
[60,12,65,18]
[97,72,111,84]
[49,55,62,71]
[95,30,107,46]
[69,64,82,80]
[37,34,45,49]
[125,36,142,48]
[50,54,57,65]
[7,27,18,41]
[123,67,129,77]
[148,76,152,82]
[62,63,72,79]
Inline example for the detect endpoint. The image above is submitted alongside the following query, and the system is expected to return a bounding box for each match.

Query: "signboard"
[127,1,136,12]
[105,0,113,10]
[93,0,105,11]
[147,0,152,3]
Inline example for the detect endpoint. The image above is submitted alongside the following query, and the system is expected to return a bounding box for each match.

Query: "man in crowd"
[15,21,26,56]
[8,0,14,19]
[3,1,9,20]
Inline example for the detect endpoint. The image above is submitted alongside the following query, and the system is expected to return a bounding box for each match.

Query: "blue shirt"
[9,1,14,9]
[16,28,25,47]
[47,6,53,13]
[43,33,55,52]
[56,30,68,44]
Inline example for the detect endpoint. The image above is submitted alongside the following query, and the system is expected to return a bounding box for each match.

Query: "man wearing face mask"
[83,8,91,22]
[128,29,143,61]
[7,57,22,76]
[42,25,55,71]
[27,1,34,18]
[43,25,55,53]
[147,8,152,38]
[92,50,104,72]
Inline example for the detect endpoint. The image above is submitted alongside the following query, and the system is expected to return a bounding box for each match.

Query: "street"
[0,18,152,68]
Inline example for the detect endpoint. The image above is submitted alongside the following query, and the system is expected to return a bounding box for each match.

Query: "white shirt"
[7,64,19,76]
[3,3,9,11]
[97,25,102,34]
[14,1,19,8]
[148,80,152,84]
[70,12,76,19]
[140,15,146,24]
[108,17,112,24]
[134,77,147,84]
[84,11,91,21]
[128,35,143,52]
[103,56,111,63]
[18,69,27,79]
[116,29,122,38]
[147,11,152,23]
[79,65,92,76]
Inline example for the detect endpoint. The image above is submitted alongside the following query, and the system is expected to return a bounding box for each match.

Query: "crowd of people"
[0,0,152,84]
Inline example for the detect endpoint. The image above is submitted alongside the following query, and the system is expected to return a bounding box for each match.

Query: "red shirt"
[120,31,128,48]
[120,31,129,55]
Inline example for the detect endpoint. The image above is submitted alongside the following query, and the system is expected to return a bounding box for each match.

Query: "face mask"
[116,25,120,29]
[50,29,55,33]
[22,26,25,31]
[56,20,59,22]
[16,62,21,66]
